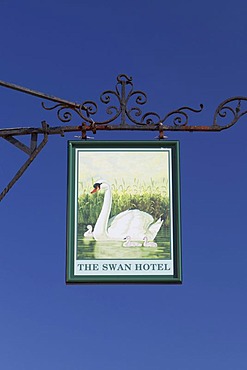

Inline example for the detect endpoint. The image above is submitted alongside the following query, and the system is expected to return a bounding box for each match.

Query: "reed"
[78,179,170,227]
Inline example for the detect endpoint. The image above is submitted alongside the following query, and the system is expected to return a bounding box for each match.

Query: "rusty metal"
[0,79,88,112]
[1,73,247,201]
[0,121,48,202]
[1,74,246,133]
[40,73,206,129]
[33,74,247,132]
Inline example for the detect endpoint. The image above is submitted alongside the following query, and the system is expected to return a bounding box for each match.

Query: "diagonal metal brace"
[0,121,48,202]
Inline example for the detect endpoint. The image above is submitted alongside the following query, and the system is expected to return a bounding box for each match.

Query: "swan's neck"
[93,186,112,240]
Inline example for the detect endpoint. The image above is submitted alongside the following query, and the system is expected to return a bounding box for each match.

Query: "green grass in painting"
[77,179,171,260]
[78,178,170,227]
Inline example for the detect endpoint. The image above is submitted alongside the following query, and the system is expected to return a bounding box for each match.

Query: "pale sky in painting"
[78,149,169,195]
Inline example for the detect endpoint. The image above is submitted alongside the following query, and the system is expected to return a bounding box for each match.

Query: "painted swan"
[143,236,157,248]
[91,180,163,241]
[84,225,94,238]
[123,236,142,247]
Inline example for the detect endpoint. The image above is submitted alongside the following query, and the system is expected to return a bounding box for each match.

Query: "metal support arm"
[1,73,247,201]
[0,121,48,202]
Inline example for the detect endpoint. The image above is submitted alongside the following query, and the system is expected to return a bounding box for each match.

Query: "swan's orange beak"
[91,187,99,194]
[91,182,101,194]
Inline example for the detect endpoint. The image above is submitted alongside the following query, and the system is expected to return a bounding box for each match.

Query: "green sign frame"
[66,140,182,284]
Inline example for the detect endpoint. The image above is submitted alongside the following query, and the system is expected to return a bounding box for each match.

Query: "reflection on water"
[77,224,171,260]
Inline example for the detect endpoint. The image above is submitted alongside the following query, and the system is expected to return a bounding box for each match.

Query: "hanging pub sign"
[66,140,182,284]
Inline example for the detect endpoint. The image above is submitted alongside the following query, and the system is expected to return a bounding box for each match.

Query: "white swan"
[123,236,142,247]
[84,225,93,238]
[91,180,163,241]
[143,236,157,248]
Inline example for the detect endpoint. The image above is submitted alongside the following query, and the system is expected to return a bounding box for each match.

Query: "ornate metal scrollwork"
[40,74,205,129]
[2,74,247,201]
[213,97,247,130]
[2,72,247,136]
[41,101,91,123]
[3,74,247,132]
[162,104,204,128]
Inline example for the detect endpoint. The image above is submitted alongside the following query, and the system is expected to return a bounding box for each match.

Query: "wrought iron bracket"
[1,73,247,134]
[1,73,247,201]
[0,121,48,202]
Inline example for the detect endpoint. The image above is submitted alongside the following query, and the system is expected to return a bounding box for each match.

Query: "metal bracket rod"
[1,74,247,201]
[0,121,48,202]
[1,74,247,133]
[0,79,84,110]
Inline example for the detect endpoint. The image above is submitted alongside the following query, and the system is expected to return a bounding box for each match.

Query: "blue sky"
[1,0,247,369]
